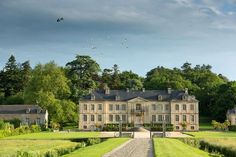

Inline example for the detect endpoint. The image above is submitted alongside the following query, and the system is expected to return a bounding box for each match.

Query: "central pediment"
[127,97,149,102]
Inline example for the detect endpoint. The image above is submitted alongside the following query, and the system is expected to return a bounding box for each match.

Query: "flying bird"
[57,17,64,22]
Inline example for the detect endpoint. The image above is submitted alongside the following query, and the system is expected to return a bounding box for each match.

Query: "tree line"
[0,54,235,125]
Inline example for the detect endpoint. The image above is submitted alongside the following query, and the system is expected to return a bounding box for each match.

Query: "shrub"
[229,125,236,131]
[4,94,24,104]
[30,125,41,133]
[87,138,101,145]
[0,119,5,130]
[7,118,21,128]
[150,123,174,131]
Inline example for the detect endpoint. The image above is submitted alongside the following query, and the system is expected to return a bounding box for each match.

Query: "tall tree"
[66,55,100,102]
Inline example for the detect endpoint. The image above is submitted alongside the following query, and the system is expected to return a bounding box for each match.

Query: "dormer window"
[37,109,41,114]
[182,95,187,100]
[115,95,120,101]
[91,94,95,100]
[26,108,31,114]
[158,95,162,101]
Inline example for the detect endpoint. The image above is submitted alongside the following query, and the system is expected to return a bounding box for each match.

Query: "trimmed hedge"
[229,125,236,131]
[149,123,174,131]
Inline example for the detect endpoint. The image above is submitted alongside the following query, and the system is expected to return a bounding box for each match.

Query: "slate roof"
[81,89,197,102]
[0,105,47,114]
[228,108,236,114]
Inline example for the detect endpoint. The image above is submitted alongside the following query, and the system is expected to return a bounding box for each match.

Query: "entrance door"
[135,115,143,126]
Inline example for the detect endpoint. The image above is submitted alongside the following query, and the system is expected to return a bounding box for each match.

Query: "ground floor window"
[165,115,170,122]
[98,115,102,121]
[115,115,120,122]
[122,115,126,122]
[158,115,162,122]
[109,115,113,122]
[152,115,156,122]
[83,115,87,121]
[91,115,95,121]
[175,126,180,130]
[191,126,195,130]
[175,115,179,122]
[183,115,187,122]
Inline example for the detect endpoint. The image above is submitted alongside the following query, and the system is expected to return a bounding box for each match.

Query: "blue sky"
[1,0,236,79]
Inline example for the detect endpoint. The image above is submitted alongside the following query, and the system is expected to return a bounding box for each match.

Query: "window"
[116,104,119,111]
[109,104,113,111]
[152,115,156,122]
[83,125,87,129]
[175,115,179,121]
[165,104,169,111]
[152,104,156,110]
[136,104,141,110]
[191,126,195,130]
[98,115,102,121]
[176,126,180,130]
[84,104,87,110]
[122,115,126,122]
[183,104,187,110]
[26,118,29,124]
[98,104,102,110]
[190,104,194,110]
[91,104,95,111]
[191,115,194,122]
[165,115,169,122]
[158,115,163,121]
[91,115,95,121]
[36,118,41,124]
[115,115,120,121]
[122,104,126,110]
[183,115,187,122]
[175,104,179,110]
[109,115,113,122]
[157,104,163,111]
[83,115,87,121]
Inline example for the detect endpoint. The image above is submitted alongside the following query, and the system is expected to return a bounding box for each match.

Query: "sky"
[1,0,236,80]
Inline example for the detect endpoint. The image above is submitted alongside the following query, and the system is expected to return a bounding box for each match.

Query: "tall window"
[190,104,194,110]
[165,104,169,111]
[36,118,40,124]
[91,104,95,111]
[183,115,187,122]
[152,115,156,122]
[91,115,95,121]
[115,115,120,122]
[109,115,113,122]
[122,104,126,110]
[98,115,102,121]
[183,104,187,110]
[175,104,179,110]
[83,115,87,121]
[191,115,194,122]
[122,115,126,122]
[158,115,163,122]
[165,115,170,122]
[116,104,119,111]
[109,104,113,111]
[175,115,179,121]
[84,104,87,111]
[152,104,156,110]
[136,104,141,110]
[98,104,102,110]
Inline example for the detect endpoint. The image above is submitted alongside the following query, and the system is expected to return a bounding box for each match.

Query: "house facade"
[0,105,48,126]
[79,88,199,131]
[227,107,236,125]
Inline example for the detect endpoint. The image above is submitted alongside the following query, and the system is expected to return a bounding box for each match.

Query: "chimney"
[185,88,188,94]
[105,87,110,95]
[167,88,172,94]
[142,88,145,92]
[126,88,129,92]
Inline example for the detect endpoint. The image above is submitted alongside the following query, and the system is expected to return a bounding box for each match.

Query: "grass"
[0,140,78,157]
[2,131,100,140]
[184,131,236,138]
[153,138,211,157]
[63,138,130,157]
[200,123,213,131]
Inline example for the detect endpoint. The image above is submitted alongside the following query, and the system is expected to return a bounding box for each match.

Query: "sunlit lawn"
[2,132,100,140]
[153,138,210,157]
[0,140,78,157]
[63,138,130,157]
[184,131,236,138]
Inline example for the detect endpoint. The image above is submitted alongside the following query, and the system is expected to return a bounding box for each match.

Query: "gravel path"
[103,138,154,157]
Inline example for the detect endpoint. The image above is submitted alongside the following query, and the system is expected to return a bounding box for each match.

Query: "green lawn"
[63,138,130,157]
[184,131,236,138]
[203,138,236,148]
[2,131,100,140]
[0,140,78,157]
[199,123,213,131]
[153,138,210,157]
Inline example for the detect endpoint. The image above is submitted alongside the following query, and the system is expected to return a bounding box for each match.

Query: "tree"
[24,62,77,124]
[119,71,143,90]
[1,55,21,97]
[66,55,100,102]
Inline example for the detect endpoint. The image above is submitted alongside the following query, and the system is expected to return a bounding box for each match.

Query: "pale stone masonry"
[79,88,199,131]
[227,107,236,125]
[0,105,48,126]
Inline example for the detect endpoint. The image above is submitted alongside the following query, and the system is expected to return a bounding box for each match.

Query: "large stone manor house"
[79,88,199,131]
